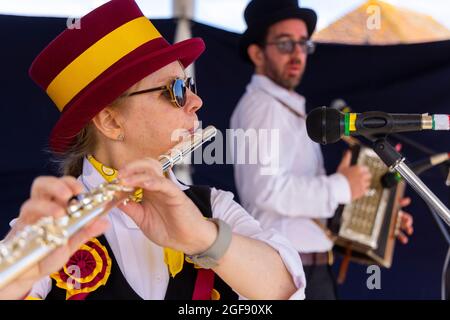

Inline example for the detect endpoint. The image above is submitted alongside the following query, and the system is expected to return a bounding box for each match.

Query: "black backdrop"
[0,15,449,299]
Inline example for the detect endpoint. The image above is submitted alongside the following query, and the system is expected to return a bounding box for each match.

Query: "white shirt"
[230,74,351,253]
[28,157,306,299]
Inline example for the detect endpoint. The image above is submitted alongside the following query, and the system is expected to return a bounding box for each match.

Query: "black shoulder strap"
[183,185,213,218]
[164,185,213,300]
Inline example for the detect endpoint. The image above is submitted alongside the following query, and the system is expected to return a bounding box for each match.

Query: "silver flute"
[0,125,217,289]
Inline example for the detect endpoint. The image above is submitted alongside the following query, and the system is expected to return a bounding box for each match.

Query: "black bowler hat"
[239,0,317,63]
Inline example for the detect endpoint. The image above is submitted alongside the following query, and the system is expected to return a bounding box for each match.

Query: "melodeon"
[328,140,405,273]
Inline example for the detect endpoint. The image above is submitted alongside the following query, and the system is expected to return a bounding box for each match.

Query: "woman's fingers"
[17,176,83,231]
[30,176,83,206]
[119,158,181,199]
[118,200,145,227]
[119,158,164,180]
[60,176,84,195]
[120,172,158,186]
[7,176,114,283]
[121,172,180,201]
[18,199,67,227]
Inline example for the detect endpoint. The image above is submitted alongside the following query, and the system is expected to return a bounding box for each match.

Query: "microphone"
[306,106,450,145]
[381,152,450,188]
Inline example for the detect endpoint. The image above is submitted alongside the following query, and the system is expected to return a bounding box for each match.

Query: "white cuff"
[329,173,352,205]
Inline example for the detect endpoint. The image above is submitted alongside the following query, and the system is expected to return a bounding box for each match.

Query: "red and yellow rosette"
[51,238,111,300]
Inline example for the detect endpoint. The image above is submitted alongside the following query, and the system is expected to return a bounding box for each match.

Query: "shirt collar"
[248,74,306,116]
[80,157,189,229]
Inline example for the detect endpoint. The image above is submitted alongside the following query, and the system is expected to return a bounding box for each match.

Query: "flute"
[0,125,217,289]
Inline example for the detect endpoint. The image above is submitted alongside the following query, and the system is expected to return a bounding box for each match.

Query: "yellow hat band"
[46,16,161,111]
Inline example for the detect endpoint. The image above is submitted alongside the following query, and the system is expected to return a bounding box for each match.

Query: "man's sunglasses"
[125,77,197,108]
[265,39,315,55]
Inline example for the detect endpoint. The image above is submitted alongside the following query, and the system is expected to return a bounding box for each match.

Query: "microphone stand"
[424,203,450,246]
[372,134,450,243]
[370,138,450,226]
[389,132,436,156]
[372,135,450,300]
[328,105,450,297]
[359,135,450,244]
[370,137,450,300]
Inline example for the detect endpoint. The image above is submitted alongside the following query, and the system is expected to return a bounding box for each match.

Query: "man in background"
[231,0,413,299]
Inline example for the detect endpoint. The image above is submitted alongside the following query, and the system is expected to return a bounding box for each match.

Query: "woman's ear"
[91,106,124,141]
[247,44,264,68]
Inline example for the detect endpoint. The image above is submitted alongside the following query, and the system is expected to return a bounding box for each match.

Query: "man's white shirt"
[230,74,351,253]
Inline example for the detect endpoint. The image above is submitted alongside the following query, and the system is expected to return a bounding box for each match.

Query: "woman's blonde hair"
[49,84,139,177]
[55,123,97,177]
[54,97,127,177]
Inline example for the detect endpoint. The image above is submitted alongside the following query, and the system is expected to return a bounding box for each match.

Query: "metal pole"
[394,160,450,226]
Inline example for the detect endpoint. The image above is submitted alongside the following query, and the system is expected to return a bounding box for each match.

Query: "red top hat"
[29,0,205,153]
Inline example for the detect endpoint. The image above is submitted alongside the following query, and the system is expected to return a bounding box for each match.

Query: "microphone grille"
[306,107,343,144]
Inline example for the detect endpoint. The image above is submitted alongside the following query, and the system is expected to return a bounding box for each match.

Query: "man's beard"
[264,56,304,91]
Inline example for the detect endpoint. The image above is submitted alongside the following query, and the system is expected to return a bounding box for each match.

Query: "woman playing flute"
[3,0,305,300]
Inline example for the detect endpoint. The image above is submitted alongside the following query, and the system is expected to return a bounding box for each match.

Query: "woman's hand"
[0,176,109,300]
[118,158,217,255]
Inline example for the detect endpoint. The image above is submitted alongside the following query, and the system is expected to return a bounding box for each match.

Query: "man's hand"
[337,151,372,201]
[396,197,414,244]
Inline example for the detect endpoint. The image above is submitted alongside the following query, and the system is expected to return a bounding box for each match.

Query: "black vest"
[46,185,238,300]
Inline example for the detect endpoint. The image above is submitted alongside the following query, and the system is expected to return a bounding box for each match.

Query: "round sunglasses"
[126,77,197,108]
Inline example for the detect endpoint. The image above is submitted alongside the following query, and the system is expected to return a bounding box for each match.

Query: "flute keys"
[57,215,70,227]
[67,196,82,215]
[67,194,93,217]
[45,232,68,246]
[81,197,92,206]
[67,204,80,215]
[0,245,9,260]
[94,192,110,204]
[70,211,82,218]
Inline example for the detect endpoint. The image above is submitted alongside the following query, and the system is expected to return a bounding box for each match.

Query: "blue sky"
[0,0,449,32]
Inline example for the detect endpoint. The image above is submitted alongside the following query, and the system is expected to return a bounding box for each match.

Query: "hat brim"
[239,8,317,63]
[49,37,205,153]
